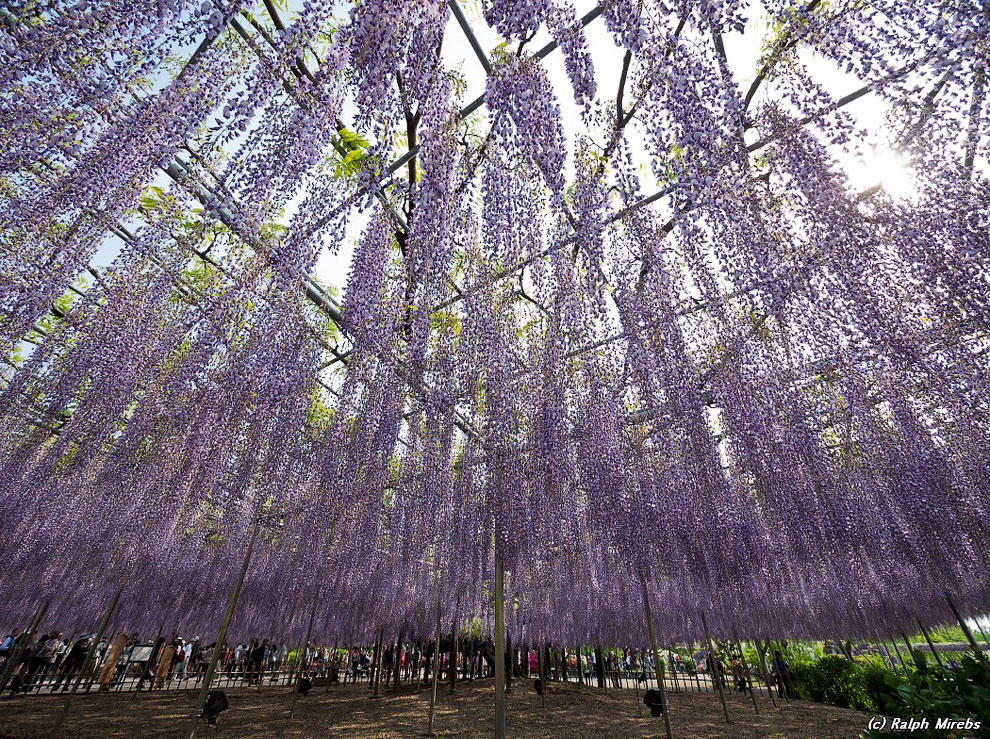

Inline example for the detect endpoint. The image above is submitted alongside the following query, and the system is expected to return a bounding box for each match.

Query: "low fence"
[1,650,784,702]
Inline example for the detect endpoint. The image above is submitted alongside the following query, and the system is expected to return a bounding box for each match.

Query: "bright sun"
[843,146,918,202]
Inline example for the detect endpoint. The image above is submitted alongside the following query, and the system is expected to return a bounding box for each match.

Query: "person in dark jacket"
[51,635,91,691]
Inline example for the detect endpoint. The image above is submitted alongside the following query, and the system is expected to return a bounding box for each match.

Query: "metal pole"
[372,627,385,697]
[975,620,990,651]
[289,593,319,718]
[494,552,507,739]
[901,632,921,670]
[50,589,120,738]
[427,599,441,737]
[946,594,984,658]
[915,618,945,669]
[642,583,674,739]
[888,637,909,672]
[753,638,777,708]
[537,642,546,708]
[700,612,731,724]
[184,522,259,739]
[135,618,166,694]
[594,645,606,692]
[732,629,759,714]
[0,599,48,693]
[394,627,405,692]
[771,641,791,702]
[450,600,459,692]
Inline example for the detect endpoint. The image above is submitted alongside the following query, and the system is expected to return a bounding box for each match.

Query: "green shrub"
[792,655,875,711]
[862,653,990,739]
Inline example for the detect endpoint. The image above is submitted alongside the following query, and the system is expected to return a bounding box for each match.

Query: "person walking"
[51,634,91,692]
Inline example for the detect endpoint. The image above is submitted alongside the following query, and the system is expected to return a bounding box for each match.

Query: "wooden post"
[642,583,674,739]
[183,522,259,739]
[752,638,777,708]
[427,600,442,737]
[946,593,984,658]
[701,612,731,724]
[494,553,507,739]
[289,593,319,718]
[50,588,121,738]
[732,629,759,714]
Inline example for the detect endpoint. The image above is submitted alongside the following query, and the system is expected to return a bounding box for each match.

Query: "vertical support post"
[135,619,166,694]
[642,583,674,739]
[494,552,507,739]
[753,638,777,708]
[450,603,458,692]
[394,628,405,692]
[667,646,681,693]
[633,648,642,711]
[427,599,441,737]
[915,618,944,669]
[946,594,984,658]
[888,637,909,672]
[289,593,319,718]
[0,599,49,693]
[371,626,385,698]
[901,632,921,670]
[594,645,606,691]
[732,629,759,714]
[183,521,259,739]
[701,612,731,724]
[877,639,901,675]
[975,621,990,650]
[770,641,790,702]
[51,588,121,738]
[505,633,513,693]
[537,642,546,708]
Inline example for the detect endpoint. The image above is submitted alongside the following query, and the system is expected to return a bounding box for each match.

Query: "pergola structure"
[1,1,988,737]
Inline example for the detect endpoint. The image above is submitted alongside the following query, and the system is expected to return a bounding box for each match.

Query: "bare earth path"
[0,679,868,738]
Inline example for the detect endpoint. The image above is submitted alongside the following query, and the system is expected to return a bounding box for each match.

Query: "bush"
[792,655,875,711]
[789,649,990,738]
[860,661,905,712]
[863,653,990,739]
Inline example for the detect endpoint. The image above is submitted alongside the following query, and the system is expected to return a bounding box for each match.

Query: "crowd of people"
[0,626,798,700]
[0,630,302,694]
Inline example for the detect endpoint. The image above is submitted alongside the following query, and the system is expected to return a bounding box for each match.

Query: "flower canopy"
[0,0,988,648]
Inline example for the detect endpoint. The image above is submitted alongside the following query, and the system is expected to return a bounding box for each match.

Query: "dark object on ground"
[297,677,312,696]
[533,678,543,696]
[202,689,229,727]
[643,689,665,717]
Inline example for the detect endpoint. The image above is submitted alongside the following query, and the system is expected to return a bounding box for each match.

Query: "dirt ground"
[0,678,869,738]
